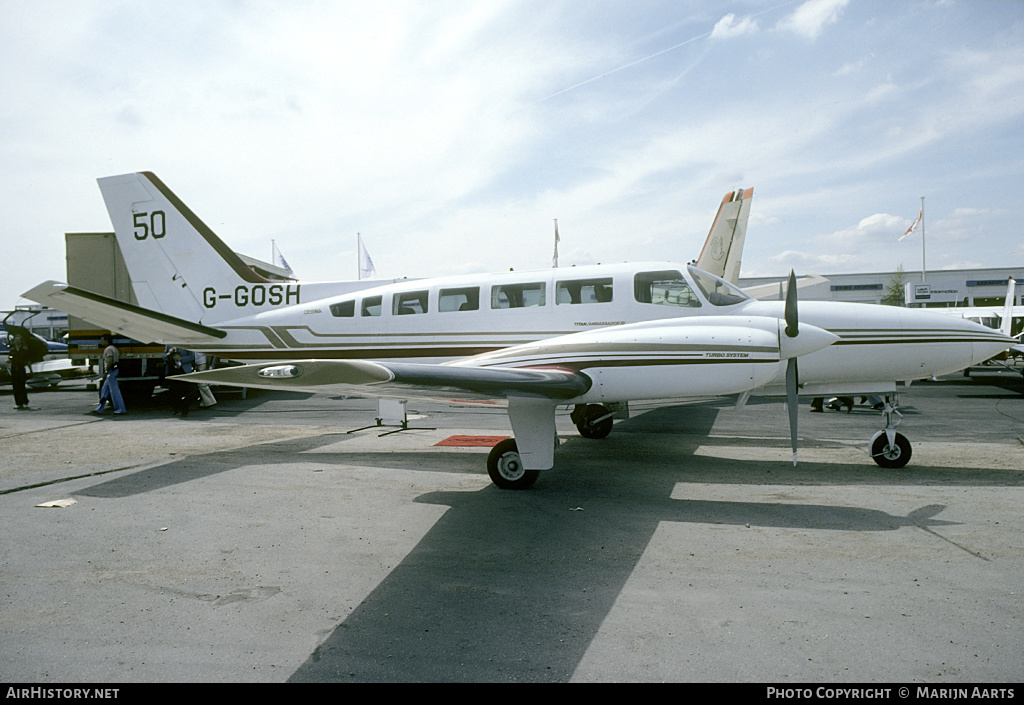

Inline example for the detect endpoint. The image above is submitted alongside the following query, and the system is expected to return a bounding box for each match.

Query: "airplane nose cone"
[972,335,1019,366]
[778,321,840,359]
[898,307,1017,372]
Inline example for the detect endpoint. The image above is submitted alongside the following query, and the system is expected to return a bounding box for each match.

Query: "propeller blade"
[787,357,798,465]
[784,269,800,464]
[784,270,799,338]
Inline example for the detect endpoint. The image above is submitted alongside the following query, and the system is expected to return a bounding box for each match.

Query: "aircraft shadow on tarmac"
[286,473,960,682]
[64,401,1000,683]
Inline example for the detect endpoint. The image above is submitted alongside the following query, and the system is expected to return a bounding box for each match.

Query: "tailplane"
[695,187,753,285]
[97,172,280,325]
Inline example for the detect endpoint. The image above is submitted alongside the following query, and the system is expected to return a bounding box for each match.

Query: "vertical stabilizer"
[97,172,273,325]
[1002,276,1017,338]
[695,187,753,284]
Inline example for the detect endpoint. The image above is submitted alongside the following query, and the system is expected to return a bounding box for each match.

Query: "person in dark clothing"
[163,347,198,416]
[8,334,31,409]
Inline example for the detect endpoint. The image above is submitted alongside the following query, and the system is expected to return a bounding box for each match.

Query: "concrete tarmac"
[1,373,1022,683]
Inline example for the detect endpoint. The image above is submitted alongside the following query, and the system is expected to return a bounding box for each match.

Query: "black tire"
[870,432,912,469]
[575,404,614,439]
[487,438,539,490]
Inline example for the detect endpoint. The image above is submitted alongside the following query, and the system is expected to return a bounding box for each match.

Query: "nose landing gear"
[869,394,912,468]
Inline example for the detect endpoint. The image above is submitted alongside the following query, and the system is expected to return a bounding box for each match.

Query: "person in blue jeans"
[94,333,126,415]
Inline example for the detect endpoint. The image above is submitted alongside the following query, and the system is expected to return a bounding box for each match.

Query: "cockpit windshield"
[687,266,751,306]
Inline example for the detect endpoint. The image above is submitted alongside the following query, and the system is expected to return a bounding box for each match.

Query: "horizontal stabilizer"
[744,274,829,300]
[22,281,226,345]
[174,359,591,402]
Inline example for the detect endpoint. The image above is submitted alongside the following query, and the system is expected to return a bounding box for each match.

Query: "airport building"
[739,266,1023,309]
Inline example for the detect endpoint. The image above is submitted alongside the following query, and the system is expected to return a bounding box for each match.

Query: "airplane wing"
[173,358,591,402]
[22,281,226,345]
[177,358,592,472]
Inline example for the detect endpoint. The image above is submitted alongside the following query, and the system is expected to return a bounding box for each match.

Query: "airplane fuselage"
[190,262,1011,399]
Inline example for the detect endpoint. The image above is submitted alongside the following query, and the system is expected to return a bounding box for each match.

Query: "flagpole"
[920,196,926,283]
[552,219,559,268]
[357,233,363,280]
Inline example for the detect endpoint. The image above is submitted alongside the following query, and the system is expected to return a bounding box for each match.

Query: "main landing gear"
[570,403,614,439]
[868,394,912,469]
[486,438,539,490]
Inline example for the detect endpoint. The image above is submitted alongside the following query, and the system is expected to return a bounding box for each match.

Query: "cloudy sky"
[2,0,1023,308]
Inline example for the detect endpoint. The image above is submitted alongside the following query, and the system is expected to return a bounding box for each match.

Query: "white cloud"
[711,13,758,40]
[768,249,868,272]
[777,0,850,40]
[817,213,907,249]
[833,57,868,77]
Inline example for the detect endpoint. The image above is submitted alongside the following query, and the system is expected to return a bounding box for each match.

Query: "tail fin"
[97,172,276,325]
[1001,276,1016,338]
[695,187,753,285]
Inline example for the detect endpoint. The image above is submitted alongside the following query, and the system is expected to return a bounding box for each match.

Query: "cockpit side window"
[688,266,750,306]
[634,270,701,308]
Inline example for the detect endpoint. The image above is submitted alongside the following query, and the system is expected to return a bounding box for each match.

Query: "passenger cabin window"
[556,278,613,305]
[491,282,546,309]
[361,295,382,317]
[688,267,750,306]
[634,270,701,308]
[439,287,480,312]
[330,300,355,317]
[393,290,428,315]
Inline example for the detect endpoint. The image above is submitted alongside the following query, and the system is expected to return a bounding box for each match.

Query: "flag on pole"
[358,233,376,280]
[899,209,922,241]
[272,240,293,275]
[552,219,560,268]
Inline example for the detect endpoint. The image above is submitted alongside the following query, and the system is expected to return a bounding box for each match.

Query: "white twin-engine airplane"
[24,172,1015,490]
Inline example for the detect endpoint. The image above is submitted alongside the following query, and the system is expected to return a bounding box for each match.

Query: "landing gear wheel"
[870,431,912,469]
[573,404,614,439]
[487,438,539,490]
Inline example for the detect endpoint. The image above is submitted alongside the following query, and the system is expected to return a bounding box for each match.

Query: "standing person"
[193,351,217,409]
[8,334,31,410]
[163,346,198,416]
[94,334,126,415]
